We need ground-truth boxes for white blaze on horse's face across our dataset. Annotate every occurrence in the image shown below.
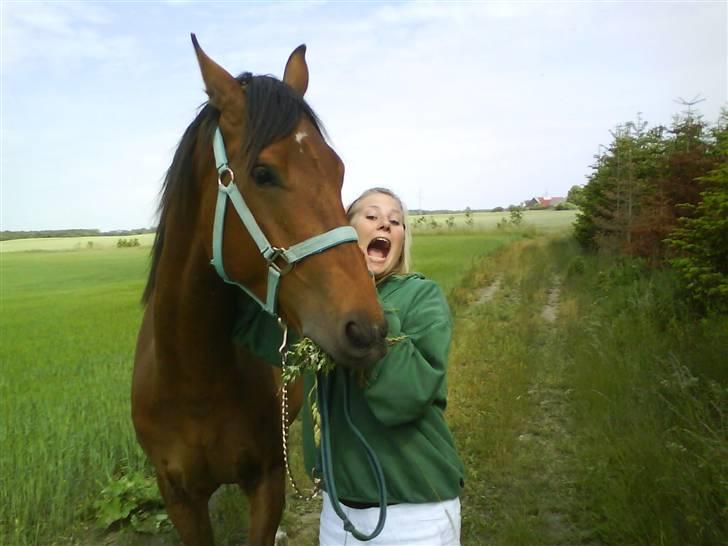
[349,193,405,279]
[295,130,308,153]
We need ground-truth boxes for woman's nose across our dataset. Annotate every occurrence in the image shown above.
[378,219,391,231]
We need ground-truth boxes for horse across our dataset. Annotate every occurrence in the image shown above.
[132,35,388,546]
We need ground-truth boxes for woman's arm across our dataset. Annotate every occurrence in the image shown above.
[363,279,452,426]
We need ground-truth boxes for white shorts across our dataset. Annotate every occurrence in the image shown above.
[319,492,461,546]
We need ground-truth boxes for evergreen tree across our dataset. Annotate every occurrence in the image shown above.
[666,110,728,312]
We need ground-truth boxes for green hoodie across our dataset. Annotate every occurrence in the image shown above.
[232,273,464,504]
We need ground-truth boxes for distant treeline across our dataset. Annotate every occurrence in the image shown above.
[410,208,492,215]
[575,107,727,312]
[0,228,156,242]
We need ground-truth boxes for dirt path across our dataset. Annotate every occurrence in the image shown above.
[448,239,597,545]
[541,275,561,323]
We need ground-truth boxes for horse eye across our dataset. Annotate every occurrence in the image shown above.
[251,165,278,187]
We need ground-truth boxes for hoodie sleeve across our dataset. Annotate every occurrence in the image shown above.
[363,278,452,426]
[231,292,288,366]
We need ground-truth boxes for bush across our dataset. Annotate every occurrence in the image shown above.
[117,238,140,248]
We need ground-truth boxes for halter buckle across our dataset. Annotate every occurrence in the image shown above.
[267,247,294,275]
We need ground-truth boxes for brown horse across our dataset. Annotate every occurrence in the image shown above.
[132,36,387,546]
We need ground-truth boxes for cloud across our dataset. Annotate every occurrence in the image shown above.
[1,2,138,73]
[1,1,725,229]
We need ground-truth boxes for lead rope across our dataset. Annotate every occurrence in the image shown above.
[317,370,387,541]
[279,320,321,501]
[278,320,388,540]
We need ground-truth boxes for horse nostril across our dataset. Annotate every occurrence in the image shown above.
[345,320,372,350]
[343,316,388,353]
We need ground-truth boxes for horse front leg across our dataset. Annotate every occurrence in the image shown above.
[157,468,216,546]
[243,462,286,546]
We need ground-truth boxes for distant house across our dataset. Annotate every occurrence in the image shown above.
[531,196,566,208]
[519,196,567,209]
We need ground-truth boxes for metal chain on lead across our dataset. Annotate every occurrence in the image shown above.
[278,319,321,501]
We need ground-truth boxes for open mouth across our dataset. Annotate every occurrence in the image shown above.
[367,237,391,262]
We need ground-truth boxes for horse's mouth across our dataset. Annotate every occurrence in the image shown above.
[367,237,391,262]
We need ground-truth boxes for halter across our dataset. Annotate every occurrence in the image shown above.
[209,126,358,315]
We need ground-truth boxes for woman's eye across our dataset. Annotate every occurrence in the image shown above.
[390,219,400,226]
[251,165,278,187]
[366,215,376,220]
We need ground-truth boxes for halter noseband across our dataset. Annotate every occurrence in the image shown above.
[209,126,358,315]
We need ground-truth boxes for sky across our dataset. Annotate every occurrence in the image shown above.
[1,1,726,231]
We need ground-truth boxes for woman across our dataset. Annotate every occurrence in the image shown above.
[235,188,464,545]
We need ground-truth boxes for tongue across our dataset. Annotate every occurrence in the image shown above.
[368,247,386,259]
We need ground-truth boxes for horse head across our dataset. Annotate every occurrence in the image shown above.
[191,36,387,369]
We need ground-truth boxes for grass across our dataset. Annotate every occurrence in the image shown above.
[411,231,521,294]
[0,227,523,545]
[0,247,150,545]
[445,237,727,545]
[560,253,727,545]
[3,218,725,545]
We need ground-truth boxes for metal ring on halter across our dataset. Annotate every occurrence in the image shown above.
[217,166,235,189]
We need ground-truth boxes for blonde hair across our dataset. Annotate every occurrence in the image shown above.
[346,187,412,277]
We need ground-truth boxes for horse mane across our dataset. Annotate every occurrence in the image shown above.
[142,72,324,304]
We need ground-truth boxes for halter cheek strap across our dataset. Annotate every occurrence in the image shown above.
[210,126,358,315]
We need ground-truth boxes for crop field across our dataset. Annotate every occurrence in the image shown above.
[0,210,577,254]
[0,218,559,544]
[0,233,157,253]
[411,209,578,232]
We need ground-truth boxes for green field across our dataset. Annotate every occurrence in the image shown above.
[0,233,157,253]
[411,209,578,232]
[2,209,725,546]
[0,221,545,544]
[0,210,576,253]
[0,247,150,545]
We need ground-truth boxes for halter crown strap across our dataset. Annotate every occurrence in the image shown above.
[210,126,358,315]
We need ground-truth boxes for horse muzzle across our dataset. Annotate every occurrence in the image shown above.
[307,312,388,370]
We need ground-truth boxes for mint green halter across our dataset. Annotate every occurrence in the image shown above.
[210,126,359,315]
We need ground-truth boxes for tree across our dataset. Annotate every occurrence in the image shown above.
[566,185,585,207]
[628,112,714,259]
[666,110,728,312]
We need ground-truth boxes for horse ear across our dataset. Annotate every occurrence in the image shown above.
[283,44,309,96]
[191,34,245,126]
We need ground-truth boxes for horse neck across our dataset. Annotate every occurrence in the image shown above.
[152,203,238,384]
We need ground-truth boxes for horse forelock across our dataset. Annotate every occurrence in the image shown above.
[141,73,325,304]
